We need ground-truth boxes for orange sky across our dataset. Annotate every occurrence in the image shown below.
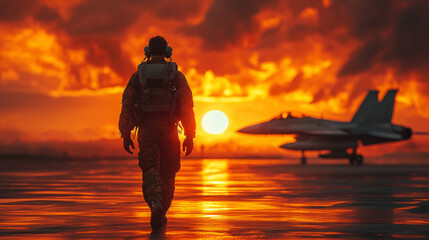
[0,0,428,158]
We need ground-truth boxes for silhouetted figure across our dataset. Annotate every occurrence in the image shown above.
[119,36,196,231]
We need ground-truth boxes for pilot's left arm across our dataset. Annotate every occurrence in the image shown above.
[119,71,139,139]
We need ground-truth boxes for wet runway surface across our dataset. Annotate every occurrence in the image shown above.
[1,158,429,239]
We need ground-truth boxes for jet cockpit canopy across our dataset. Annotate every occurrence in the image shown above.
[271,112,309,120]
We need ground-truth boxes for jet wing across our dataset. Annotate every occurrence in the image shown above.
[299,129,349,136]
[280,137,358,151]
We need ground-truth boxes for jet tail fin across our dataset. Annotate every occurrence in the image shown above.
[378,89,397,123]
[351,89,398,125]
[351,90,379,124]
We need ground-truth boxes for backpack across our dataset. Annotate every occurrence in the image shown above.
[136,61,178,114]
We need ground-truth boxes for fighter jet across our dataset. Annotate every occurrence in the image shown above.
[238,89,428,165]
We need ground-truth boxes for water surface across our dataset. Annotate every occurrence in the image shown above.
[1,158,428,239]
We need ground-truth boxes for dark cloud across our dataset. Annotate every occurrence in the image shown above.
[295,0,393,38]
[70,36,134,83]
[338,37,382,76]
[382,1,429,72]
[338,0,429,79]
[0,0,39,22]
[185,0,276,49]
[335,0,393,38]
[55,0,206,36]
[34,5,62,23]
[148,0,207,21]
[61,0,139,36]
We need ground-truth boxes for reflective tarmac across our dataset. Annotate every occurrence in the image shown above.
[1,158,428,239]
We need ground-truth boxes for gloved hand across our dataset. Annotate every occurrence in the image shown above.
[182,136,193,157]
[123,137,135,154]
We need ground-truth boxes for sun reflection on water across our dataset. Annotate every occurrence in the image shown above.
[202,159,229,195]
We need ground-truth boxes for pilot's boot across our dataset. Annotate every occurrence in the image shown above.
[150,201,165,230]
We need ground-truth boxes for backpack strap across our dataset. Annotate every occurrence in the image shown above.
[166,62,179,121]
[137,61,148,91]
[165,62,177,87]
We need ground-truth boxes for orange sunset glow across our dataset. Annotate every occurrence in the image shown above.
[2,1,429,239]
[0,0,428,159]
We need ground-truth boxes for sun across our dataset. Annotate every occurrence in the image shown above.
[202,110,229,135]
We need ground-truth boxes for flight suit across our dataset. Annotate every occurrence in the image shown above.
[119,57,196,212]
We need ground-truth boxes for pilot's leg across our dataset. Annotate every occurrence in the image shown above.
[160,172,176,212]
[138,128,162,206]
[159,127,181,212]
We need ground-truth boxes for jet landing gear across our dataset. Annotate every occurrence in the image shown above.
[300,150,307,166]
[348,148,364,165]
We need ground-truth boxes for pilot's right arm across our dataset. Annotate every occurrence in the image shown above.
[176,71,196,139]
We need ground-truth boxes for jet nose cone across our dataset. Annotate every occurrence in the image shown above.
[237,126,252,134]
[237,124,264,134]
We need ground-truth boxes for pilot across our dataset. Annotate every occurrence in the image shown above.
[118,36,196,230]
